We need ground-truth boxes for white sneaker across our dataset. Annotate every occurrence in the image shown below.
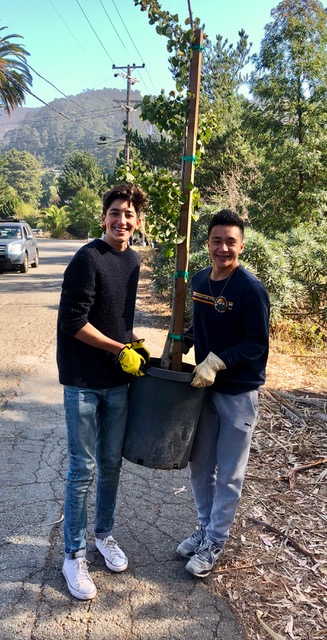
[95,535,128,572]
[62,557,97,600]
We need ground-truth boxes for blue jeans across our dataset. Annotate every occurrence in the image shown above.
[63,385,128,558]
[189,389,258,546]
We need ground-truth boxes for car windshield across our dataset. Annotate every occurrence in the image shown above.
[0,226,22,239]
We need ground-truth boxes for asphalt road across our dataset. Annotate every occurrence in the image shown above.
[0,239,246,640]
[0,239,85,407]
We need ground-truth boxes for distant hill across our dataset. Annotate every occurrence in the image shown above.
[0,107,39,140]
[0,87,152,172]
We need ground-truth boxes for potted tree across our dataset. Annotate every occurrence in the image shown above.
[123,5,213,469]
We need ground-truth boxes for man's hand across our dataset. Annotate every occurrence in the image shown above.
[118,346,147,376]
[191,352,226,387]
[126,339,150,363]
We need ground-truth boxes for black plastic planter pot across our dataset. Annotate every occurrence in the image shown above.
[123,358,206,470]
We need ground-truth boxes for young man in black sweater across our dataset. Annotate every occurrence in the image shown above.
[177,210,270,577]
[57,184,150,599]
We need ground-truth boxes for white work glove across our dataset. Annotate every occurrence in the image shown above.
[191,352,226,388]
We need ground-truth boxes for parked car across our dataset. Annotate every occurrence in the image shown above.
[0,218,39,273]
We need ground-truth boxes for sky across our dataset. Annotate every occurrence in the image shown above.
[1,0,278,109]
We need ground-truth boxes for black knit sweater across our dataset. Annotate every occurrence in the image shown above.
[57,239,140,388]
[187,265,270,395]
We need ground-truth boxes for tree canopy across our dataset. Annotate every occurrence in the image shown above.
[2,148,42,208]
[247,0,327,231]
[57,151,107,205]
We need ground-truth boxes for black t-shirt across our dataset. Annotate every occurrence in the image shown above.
[189,265,270,394]
[57,239,140,388]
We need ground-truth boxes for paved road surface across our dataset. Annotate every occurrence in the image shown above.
[0,240,246,640]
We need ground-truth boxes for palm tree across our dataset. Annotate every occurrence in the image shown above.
[40,205,71,238]
[0,25,32,114]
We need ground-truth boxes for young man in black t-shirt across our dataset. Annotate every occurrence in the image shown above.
[57,184,150,599]
[177,210,270,577]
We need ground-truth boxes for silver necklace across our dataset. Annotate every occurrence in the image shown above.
[207,267,237,313]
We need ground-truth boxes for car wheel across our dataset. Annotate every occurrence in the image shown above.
[20,253,29,273]
[32,250,39,268]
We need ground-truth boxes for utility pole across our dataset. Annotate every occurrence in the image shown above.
[113,63,145,163]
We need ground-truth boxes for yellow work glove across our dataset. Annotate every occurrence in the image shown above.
[126,339,150,363]
[117,345,146,376]
[191,352,226,388]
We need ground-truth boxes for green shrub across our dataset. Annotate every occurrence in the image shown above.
[284,221,327,322]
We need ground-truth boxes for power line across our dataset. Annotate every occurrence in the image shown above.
[48,0,119,96]
[98,0,127,52]
[2,71,112,140]
[110,0,158,95]
[0,103,140,130]
[96,0,152,96]
[25,63,113,133]
[48,0,149,102]
[74,0,116,65]
[0,114,115,131]
[32,0,156,131]
[47,0,92,61]
[25,93,109,137]
[2,139,124,153]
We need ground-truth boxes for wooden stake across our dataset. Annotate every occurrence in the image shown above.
[162,29,203,371]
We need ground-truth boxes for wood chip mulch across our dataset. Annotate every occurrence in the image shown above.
[213,388,327,640]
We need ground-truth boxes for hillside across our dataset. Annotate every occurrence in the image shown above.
[0,107,38,141]
[0,87,152,171]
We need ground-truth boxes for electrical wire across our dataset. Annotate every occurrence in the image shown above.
[98,0,127,52]
[1,71,113,139]
[98,3,146,96]
[0,104,136,130]
[2,139,124,153]
[47,0,92,61]
[25,63,114,133]
[36,0,157,125]
[1,0,162,148]
[24,93,109,136]
[74,0,116,65]
[110,0,158,95]
[48,0,121,97]
[48,0,149,104]
[97,0,152,95]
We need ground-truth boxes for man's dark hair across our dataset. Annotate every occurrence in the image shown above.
[102,184,148,216]
[208,209,245,239]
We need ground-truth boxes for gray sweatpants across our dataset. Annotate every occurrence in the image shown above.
[189,389,259,545]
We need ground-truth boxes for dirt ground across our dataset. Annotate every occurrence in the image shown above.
[135,248,327,640]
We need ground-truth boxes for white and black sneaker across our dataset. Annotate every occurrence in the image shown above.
[185,539,223,577]
[62,557,97,600]
[176,526,206,558]
[95,536,128,572]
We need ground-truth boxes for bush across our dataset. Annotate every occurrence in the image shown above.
[284,221,327,323]
[240,229,303,320]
